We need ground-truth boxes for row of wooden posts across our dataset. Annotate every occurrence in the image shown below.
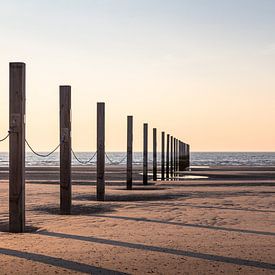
[7,62,190,233]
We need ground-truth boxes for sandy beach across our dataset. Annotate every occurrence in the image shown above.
[0,165,274,274]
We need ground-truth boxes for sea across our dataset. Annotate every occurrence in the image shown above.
[0,152,275,167]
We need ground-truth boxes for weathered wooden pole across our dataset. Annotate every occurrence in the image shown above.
[170,136,173,177]
[9,62,26,233]
[166,134,170,179]
[126,116,133,190]
[143,123,148,185]
[161,131,165,180]
[178,141,181,171]
[173,138,177,172]
[184,143,188,169]
[187,143,190,168]
[179,141,184,171]
[178,140,180,170]
[177,140,180,171]
[97,102,105,201]
[60,86,72,214]
[153,128,157,181]
[182,142,186,170]
[175,139,177,172]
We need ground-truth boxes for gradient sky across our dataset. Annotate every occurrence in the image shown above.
[1,0,275,152]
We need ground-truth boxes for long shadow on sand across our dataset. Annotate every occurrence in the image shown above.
[0,220,39,233]
[74,193,178,202]
[37,231,275,271]
[92,215,275,237]
[0,247,127,274]
[32,203,119,216]
[137,201,275,213]
[74,190,274,202]
[161,182,275,187]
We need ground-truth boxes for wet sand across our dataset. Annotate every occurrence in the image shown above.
[0,166,275,274]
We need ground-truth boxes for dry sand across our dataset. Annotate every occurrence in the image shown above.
[0,166,275,274]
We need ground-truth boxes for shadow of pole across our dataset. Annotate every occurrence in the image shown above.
[140,201,275,214]
[0,247,128,274]
[92,214,275,237]
[37,231,275,271]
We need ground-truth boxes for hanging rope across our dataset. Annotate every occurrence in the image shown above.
[71,149,97,165]
[25,139,60,158]
[105,153,127,165]
[0,132,10,142]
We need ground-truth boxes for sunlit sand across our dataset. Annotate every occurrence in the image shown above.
[0,166,274,274]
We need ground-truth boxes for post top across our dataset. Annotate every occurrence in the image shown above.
[60,85,71,88]
[10,62,26,67]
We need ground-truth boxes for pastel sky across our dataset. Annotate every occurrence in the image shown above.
[0,0,275,152]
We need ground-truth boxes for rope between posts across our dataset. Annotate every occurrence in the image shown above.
[0,132,10,142]
[71,149,97,165]
[25,139,61,158]
[105,153,127,165]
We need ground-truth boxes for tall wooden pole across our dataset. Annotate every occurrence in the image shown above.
[161,131,165,180]
[176,141,177,174]
[153,128,157,181]
[179,141,184,171]
[174,139,177,172]
[126,116,133,190]
[143,123,148,185]
[170,136,173,178]
[9,62,26,233]
[178,141,181,171]
[177,140,180,171]
[166,134,170,179]
[187,144,190,168]
[97,102,105,201]
[183,143,187,169]
[60,86,72,214]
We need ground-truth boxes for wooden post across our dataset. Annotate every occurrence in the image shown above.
[143,123,148,185]
[187,144,190,168]
[60,86,71,215]
[183,143,187,169]
[170,136,173,177]
[177,140,180,171]
[174,139,177,172]
[173,138,177,172]
[97,102,105,201]
[9,62,26,233]
[153,128,157,181]
[126,116,133,190]
[179,141,184,171]
[166,134,170,179]
[178,140,181,171]
[161,131,165,180]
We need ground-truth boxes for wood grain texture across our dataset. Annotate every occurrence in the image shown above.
[97,103,105,200]
[60,86,71,214]
[126,116,133,189]
[153,128,157,181]
[170,136,173,177]
[143,123,148,185]
[161,131,165,180]
[166,134,170,179]
[9,62,26,233]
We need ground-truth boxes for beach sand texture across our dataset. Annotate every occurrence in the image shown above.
[0,166,274,274]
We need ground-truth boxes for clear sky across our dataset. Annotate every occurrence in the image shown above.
[0,0,275,152]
